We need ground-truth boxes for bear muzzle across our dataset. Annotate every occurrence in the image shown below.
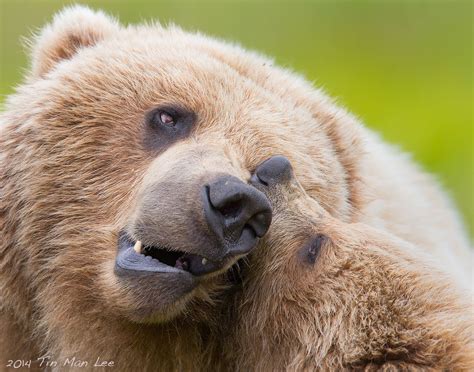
[114,174,272,280]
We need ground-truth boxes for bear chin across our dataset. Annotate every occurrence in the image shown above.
[111,230,244,323]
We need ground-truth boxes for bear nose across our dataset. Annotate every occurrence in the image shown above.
[203,175,272,255]
[251,155,293,187]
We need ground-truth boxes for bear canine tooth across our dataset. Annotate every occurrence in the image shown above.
[133,240,142,254]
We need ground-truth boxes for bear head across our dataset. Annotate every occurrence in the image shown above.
[232,155,474,370]
[0,5,360,327]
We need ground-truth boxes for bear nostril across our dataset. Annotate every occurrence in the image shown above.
[249,172,268,187]
[253,155,293,187]
[247,211,272,237]
[218,200,242,220]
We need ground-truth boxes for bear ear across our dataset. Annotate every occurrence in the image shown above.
[29,5,120,78]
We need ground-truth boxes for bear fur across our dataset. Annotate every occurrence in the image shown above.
[223,157,473,370]
[0,6,471,371]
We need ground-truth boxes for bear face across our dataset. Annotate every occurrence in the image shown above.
[229,156,474,370]
[0,7,339,325]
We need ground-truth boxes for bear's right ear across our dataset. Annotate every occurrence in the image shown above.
[29,5,120,78]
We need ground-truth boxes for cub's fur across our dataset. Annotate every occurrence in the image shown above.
[224,158,473,370]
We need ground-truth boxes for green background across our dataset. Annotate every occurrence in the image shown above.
[1,0,472,236]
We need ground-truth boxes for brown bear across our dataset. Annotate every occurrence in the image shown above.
[0,5,471,371]
[223,156,473,370]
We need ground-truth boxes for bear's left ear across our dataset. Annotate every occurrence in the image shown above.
[29,5,120,78]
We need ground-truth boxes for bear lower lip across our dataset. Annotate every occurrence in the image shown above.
[115,232,219,276]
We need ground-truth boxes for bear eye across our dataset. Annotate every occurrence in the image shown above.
[143,106,196,152]
[146,107,182,130]
[300,234,328,265]
[158,110,175,126]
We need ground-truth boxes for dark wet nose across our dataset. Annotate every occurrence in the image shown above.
[251,155,293,187]
[203,175,272,255]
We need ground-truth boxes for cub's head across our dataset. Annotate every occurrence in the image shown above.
[241,156,473,370]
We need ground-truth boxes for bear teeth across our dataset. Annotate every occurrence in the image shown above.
[133,240,142,254]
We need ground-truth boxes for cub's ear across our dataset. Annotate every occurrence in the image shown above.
[29,5,120,78]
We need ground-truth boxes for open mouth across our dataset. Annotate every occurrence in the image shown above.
[115,231,221,276]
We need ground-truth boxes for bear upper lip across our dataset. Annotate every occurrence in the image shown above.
[114,231,221,276]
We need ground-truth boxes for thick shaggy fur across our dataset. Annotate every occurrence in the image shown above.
[0,6,471,371]
[224,165,473,370]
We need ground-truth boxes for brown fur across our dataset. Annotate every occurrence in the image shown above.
[224,165,474,370]
[0,6,471,371]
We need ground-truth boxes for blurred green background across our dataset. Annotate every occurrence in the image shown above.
[1,1,472,236]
